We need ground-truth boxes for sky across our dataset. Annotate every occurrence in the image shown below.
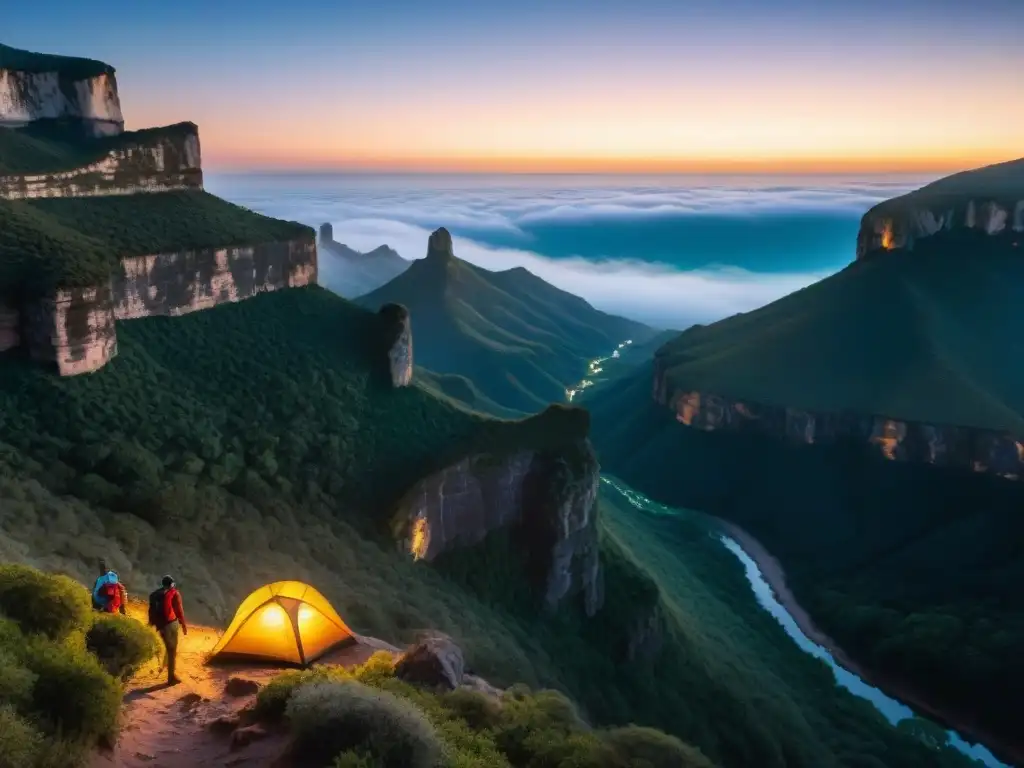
[6,0,1023,172]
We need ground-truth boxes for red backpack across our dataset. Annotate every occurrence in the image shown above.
[99,583,121,613]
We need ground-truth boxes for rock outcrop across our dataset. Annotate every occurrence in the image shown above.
[856,158,1024,259]
[23,285,118,376]
[0,123,203,199]
[0,45,123,136]
[113,239,317,320]
[394,632,466,690]
[394,437,603,615]
[379,303,413,387]
[0,45,320,377]
[652,358,1024,481]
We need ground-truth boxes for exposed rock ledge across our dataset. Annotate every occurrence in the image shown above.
[654,362,1024,480]
[6,237,317,376]
[392,438,603,616]
[0,123,203,199]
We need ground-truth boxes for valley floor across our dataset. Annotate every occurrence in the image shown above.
[91,603,399,768]
[718,520,1021,768]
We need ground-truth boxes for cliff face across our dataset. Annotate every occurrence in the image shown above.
[394,440,603,616]
[0,69,123,136]
[379,303,413,387]
[24,285,117,375]
[856,159,1024,259]
[113,238,317,319]
[0,124,202,199]
[652,358,1024,480]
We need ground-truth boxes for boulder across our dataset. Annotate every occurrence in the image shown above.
[394,632,465,690]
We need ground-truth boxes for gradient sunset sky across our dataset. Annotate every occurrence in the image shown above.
[7,0,1022,172]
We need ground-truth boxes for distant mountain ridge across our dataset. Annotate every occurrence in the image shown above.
[587,157,1024,763]
[318,222,410,297]
[357,227,656,415]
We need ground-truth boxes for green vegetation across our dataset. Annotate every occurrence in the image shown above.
[589,329,1024,759]
[866,157,1024,221]
[0,564,158,766]
[0,122,197,175]
[357,243,654,414]
[0,190,312,298]
[27,190,312,257]
[0,286,971,766]
[653,229,1024,431]
[258,651,717,768]
[85,614,161,679]
[0,43,112,79]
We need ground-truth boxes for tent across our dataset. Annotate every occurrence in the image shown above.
[209,581,356,666]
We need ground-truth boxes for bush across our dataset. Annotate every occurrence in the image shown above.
[603,726,718,768]
[0,565,90,640]
[0,704,43,768]
[286,679,443,768]
[22,635,122,745]
[441,688,503,731]
[0,646,36,708]
[86,614,160,679]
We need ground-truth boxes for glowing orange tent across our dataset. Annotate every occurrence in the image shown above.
[209,581,355,666]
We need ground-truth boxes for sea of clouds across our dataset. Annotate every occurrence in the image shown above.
[207,173,932,329]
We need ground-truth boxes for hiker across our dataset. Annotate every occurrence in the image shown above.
[92,561,127,615]
[149,575,188,686]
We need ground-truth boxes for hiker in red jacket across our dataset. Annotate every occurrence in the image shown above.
[148,575,188,686]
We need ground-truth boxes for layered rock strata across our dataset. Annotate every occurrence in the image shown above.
[0,67,123,136]
[653,358,1024,480]
[23,285,117,376]
[394,441,603,616]
[0,124,203,199]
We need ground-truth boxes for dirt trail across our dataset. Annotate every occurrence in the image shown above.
[92,604,398,768]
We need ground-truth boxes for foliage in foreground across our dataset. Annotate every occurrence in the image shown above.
[0,564,159,767]
[259,651,718,768]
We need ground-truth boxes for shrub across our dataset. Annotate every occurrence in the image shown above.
[0,646,36,708]
[86,614,160,679]
[22,635,122,745]
[603,726,719,768]
[253,666,352,721]
[0,565,90,640]
[334,751,378,768]
[286,679,443,768]
[0,703,43,768]
[350,650,396,687]
[441,687,503,731]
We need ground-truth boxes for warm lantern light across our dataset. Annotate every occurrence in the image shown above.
[298,605,315,625]
[260,604,287,628]
[880,222,895,250]
[411,517,430,561]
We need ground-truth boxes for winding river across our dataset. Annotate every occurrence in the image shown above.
[569,342,1006,767]
[600,475,1006,768]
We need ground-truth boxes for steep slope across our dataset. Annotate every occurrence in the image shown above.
[0,287,952,768]
[358,227,655,414]
[318,222,410,297]
[588,159,1024,762]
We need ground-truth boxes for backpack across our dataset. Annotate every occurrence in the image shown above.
[99,583,120,613]
[148,588,167,628]
[93,572,115,610]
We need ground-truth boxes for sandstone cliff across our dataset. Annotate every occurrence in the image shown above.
[0,44,123,137]
[378,303,413,387]
[856,158,1024,259]
[0,123,203,199]
[392,430,603,616]
[652,355,1024,481]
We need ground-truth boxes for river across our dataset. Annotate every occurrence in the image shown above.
[599,475,1007,768]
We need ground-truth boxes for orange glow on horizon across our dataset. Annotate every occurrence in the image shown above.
[203,149,1017,176]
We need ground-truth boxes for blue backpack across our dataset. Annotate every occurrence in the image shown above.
[92,571,117,610]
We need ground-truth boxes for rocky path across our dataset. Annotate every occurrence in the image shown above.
[91,605,397,768]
